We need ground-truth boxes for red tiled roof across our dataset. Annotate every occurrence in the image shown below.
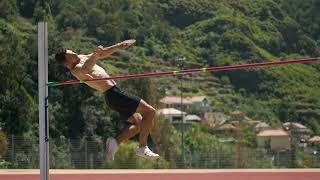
[308,136,320,143]
[188,96,206,102]
[160,96,206,105]
[257,129,289,137]
[160,96,192,104]
[231,110,243,115]
[283,122,307,129]
[218,123,236,130]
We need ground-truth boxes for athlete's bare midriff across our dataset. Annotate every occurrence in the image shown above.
[70,55,116,92]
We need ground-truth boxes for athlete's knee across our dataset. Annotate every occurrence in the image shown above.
[129,113,142,126]
[139,101,155,113]
[148,106,156,116]
[134,114,142,132]
[133,113,143,123]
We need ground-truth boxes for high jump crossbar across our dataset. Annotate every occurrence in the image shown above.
[47,57,318,86]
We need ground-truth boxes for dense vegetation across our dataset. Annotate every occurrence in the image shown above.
[0,0,319,168]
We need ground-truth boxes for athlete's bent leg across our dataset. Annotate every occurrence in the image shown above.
[106,113,142,161]
[135,100,159,159]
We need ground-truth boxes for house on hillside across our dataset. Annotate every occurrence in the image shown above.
[157,108,202,123]
[159,96,192,109]
[184,114,202,122]
[230,110,245,121]
[159,96,210,114]
[283,122,310,131]
[255,122,270,132]
[217,123,237,136]
[186,96,210,112]
[257,129,290,151]
[157,108,186,123]
[308,136,320,146]
[283,122,311,136]
[203,112,227,127]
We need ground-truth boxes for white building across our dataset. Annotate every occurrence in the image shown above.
[157,108,186,122]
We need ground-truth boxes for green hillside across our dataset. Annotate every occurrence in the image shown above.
[0,0,320,168]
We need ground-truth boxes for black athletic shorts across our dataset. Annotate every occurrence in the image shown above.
[104,86,141,119]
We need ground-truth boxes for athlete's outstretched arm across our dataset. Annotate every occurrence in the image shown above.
[81,52,99,73]
[81,39,135,72]
[95,39,136,59]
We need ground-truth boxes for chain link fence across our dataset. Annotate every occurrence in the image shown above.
[1,135,320,169]
[2,135,104,169]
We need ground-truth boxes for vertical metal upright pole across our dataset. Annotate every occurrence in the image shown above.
[180,76,184,167]
[85,141,88,169]
[11,135,14,164]
[38,22,49,180]
[177,57,185,167]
